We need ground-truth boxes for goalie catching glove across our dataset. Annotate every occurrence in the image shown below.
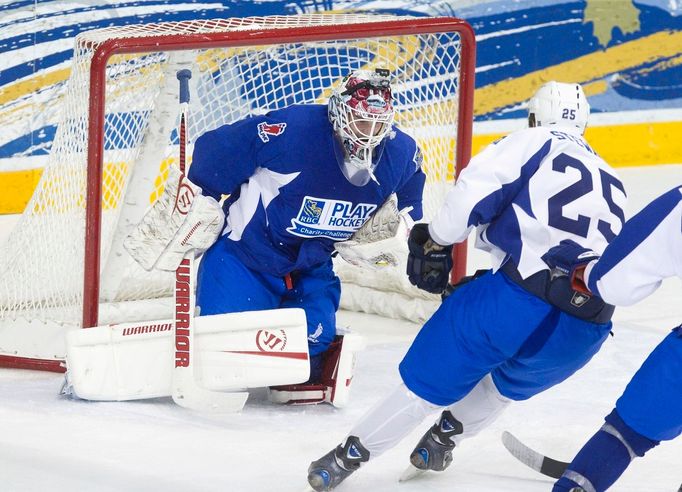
[124,165,225,271]
[334,194,414,270]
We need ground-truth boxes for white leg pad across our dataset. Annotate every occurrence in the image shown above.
[65,308,310,401]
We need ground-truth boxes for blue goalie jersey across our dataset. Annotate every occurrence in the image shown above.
[188,104,425,277]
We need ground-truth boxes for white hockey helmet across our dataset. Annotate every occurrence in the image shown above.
[528,81,590,134]
[328,68,394,181]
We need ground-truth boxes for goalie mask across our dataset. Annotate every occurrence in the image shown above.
[528,81,590,134]
[329,68,395,186]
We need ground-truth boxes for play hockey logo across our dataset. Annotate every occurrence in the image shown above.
[257,122,286,143]
[287,196,377,240]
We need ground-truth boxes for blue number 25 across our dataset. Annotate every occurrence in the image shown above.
[548,153,624,240]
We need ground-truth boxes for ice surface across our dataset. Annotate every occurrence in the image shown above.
[0,165,680,492]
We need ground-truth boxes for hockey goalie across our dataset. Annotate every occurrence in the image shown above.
[65,68,425,411]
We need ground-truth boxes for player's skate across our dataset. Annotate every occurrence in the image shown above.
[400,410,463,482]
[307,436,369,491]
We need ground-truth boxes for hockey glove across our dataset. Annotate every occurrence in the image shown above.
[406,223,453,294]
[542,239,600,293]
[334,194,414,270]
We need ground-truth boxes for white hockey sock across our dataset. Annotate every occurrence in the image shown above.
[447,374,511,446]
[348,383,441,458]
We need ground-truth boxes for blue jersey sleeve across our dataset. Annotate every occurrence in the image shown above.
[189,115,284,200]
[396,170,426,221]
[396,146,426,221]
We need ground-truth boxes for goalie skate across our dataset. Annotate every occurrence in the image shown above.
[268,333,364,408]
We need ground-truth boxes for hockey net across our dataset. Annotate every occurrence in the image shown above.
[0,14,475,371]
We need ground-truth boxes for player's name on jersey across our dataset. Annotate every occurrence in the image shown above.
[550,130,597,155]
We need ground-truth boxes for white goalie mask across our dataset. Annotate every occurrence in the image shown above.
[328,68,395,186]
[528,81,590,134]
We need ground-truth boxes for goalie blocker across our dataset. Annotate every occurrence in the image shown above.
[124,164,225,272]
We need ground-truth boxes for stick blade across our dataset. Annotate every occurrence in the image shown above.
[171,366,249,413]
[501,431,568,479]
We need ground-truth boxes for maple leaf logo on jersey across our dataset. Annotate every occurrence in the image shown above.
[257,122,287,143]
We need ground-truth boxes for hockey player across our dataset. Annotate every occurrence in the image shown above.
[543,186,682,492]
[185,68,426,404]
[307,81,628,491]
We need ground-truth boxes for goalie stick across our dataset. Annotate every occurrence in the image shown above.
[501,431,569,479]
[172,69,247,412]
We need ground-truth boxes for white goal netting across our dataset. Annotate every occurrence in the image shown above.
[0,13,473,368]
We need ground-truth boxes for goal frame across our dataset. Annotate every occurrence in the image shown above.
[83,17,475,329]
[0,16,475,372]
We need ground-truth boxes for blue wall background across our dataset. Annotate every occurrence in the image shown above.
[0,0,680,161]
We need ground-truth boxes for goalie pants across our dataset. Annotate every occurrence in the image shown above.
[399,269,613,406]
[196,247,340,357]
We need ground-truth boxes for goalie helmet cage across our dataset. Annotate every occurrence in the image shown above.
[0,13,475,372]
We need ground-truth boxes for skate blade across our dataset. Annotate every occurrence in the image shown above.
[399,464,426,482]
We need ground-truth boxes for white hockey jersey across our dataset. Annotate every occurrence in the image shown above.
[585,186,682,306]
[429,126,627,279]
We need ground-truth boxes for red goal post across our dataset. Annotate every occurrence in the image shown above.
[0,14,475,371]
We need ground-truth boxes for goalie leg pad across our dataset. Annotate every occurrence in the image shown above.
[268,333,365,408]
[65,308,310,401]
